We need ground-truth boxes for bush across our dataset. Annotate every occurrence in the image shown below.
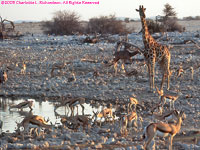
[42,10,82,35]
[146,20,165,34]
[146,18,184,33]
[183,16,200,20]
[87,15,130,35]
[164,18,185,32]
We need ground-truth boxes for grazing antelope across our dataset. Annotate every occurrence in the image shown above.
[113,41,140,75]
[120,111,138,136]
[61,115,91,131]
[9,100,34,111]
[16,115,53,140]
[143,110,184,150]
[156,87,179,110]
[54,96,71,111]
[55,97,85,116]
[68,98,85,116]
[94,107,114,126]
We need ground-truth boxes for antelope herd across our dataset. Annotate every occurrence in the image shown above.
[4,87,185,150]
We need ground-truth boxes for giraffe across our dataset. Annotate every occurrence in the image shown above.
[136,5,171,92]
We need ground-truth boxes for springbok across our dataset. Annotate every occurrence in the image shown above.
[0,69,7,84]
[21,62,26,74]
[61,115,91,131]
[113,41,140,75]
[16,115,53,140]
[54,97,85,116]
[93,107,114,126]
[9,100,34,111]
[143,110,184,150]
[128,97,139,112]
[156,87,179,110]
[120,111,138,136]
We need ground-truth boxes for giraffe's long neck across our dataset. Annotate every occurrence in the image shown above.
[140,17,155,49]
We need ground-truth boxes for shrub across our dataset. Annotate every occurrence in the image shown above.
[164,18,185,32]
[87,15,130,35]
[162,3,184,32]
[146,19,165,34]
[146,18,184,33]
[124,18,130,23]
[42,10,82,35]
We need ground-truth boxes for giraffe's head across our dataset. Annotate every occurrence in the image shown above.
[136,5,146,18]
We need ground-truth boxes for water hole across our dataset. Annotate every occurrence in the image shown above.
[0,98,110,133]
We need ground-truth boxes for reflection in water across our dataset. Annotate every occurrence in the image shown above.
[0,98,100,133]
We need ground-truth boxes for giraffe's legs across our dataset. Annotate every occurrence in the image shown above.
[160,73,166,91]
[167,53,171,90]
[147,63,152,91]
[150,60,155,92]
[151,63,155,91]
[160,55,171,91]
[167,72,170,90]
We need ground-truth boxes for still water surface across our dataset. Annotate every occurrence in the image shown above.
[0,98,101,133]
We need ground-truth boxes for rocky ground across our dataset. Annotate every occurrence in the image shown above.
[0,23,200,149]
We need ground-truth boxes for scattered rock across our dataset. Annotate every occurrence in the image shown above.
[126,146,137,150]
[136,145,144,150]
[114,147,126,150]
[39,141,49,148]
[94,143,103,149]
[71,132,88,140]
[105,137,116,144]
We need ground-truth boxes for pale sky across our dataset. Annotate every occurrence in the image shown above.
[0,0,200,21]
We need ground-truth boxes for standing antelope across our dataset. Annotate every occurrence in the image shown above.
[128,97,139,112]
[143,110,184,150]
[113,41,140,75]
[120,111,138,136]
[16,115,53,140]
[156,87,179,110]
[54,97,85,116]
[9,100,34,111]
[21,62,26,74]
[68,98,85,116]
[94,107,114,126]
[176,65,184,78]
[0,69,7,84]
